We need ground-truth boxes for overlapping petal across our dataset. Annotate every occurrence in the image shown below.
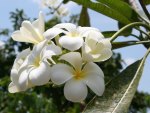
[51,64,74,85]
[64,79,88,102]
[59,52,82,71]
[29,62,51,85]
[59,36,83,51]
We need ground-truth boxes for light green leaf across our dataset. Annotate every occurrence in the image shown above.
[83,48,150,113]
[72,0,139,24]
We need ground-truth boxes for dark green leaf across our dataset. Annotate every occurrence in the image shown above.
[78,7,90,26]
[72,0,139,24]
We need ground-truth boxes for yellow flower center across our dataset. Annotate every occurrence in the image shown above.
[74,71,85,80]
[33,57,40,67]
[67,32,79,37]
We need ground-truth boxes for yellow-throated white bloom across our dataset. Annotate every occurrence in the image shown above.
[8,40,62,93]
[52,23,99,51]
[82,30,112,62]
[0,40,5,50]
[8,48,31,93]
[12,12,45,44]
[11,12,62,44]
[50,52,105,102]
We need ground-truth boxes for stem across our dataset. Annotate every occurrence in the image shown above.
[139,0,150,21]
[135,27,150,38]
[110,22,150,42]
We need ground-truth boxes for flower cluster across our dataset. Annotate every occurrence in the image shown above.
[9,12,112,102]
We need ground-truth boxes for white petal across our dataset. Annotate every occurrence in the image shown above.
[16,48,31,61]
[29,62,51,85]
[32,11,45,34]
[78,26,99,36]
[10,68,19,84]
[99,38,112,49]
[83,74,105,96]
[42,44,62,60]
[96,48,112,62]
[32,40,47,58]
[50,64,74,85]
[59,36,83,51]
[84,30,104,41]
[22,21,43,42]
[43,28,67,40]
[53,23,76,32]
[59,52,82,71]
[83,62,104,78]
[85,37,97,50]
[18,70,30,91]
[8,82,20,93]
[64,79,88,102]
[11,31,39,44]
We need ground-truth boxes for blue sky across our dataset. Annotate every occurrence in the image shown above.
[0,0,150,94]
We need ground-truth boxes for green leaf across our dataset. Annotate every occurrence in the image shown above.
[143,0,150,5]
[83,49,150,113]
[112,40,150,49]
[78,7,90,26]
[72,0,139,24]
[97,0,139,22]
[118,22,132,37]
[102,31,116,38]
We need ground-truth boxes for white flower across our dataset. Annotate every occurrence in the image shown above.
[11,12,45,44]
[41,0,60,8]
[50,52,105,102]
[8,48,31,93]
[82,30,112,62]
[52,23,99,51]
[0,40,5,50]
[57,5,69,17]
[8,40,62,93]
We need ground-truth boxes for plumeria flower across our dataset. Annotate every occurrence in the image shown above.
[12,12,45,44]
[56,5,69,17]
[8,48,31,93]
[8,40,62,93]
[0,40,5,50]
[41,0,61,8]
[11,11,63,45]
[50,52,105,102]
[82,30,112,62]
[52,23,99,51]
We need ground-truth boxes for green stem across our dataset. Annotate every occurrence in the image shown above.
[110,22,150,42]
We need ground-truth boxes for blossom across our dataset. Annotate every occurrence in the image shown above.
[41,0,60,8]
[50,52,105,102]
[82,30,112,62]
[8,40,62,93]
[56,5,69,17]
[0,40,5,50]
[8,48,31,93]
[52,23,99,51]
[11,12,45,44]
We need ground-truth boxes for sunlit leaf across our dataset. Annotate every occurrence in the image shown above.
[83,49,150,113]
[72,0,139,24]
